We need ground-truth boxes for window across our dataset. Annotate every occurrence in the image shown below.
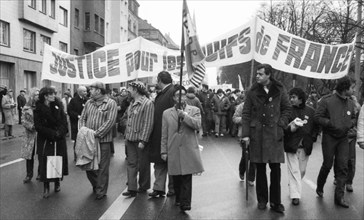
[24,71,37,89]
[94,14,99,32]
[0,62,11,87]
[74,8,79,27]
[50,0,55,18]
[85,12,90,30]
[29,0,36,9]
[59,41,67,52]
[23,29,35,53]
[40,0,46,14]
[74,49,79,55]
[100,18,104,35]
[40,35,51,55]
[59,7,68,27]
[0,20,10,47]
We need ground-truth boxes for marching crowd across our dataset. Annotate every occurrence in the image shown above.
[1,63,363,214]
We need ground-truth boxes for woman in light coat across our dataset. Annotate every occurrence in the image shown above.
[161,85,204,212]
[1,89,16,137]
[21,88,40,183]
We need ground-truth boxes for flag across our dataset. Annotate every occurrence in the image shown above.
[238,74,244,91]
[182,0,206,88]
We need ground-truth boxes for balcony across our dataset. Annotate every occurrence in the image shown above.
[18,1,58,32]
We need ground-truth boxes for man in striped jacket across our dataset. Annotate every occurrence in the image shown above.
[79,82,118,200]
[122,81,154,197]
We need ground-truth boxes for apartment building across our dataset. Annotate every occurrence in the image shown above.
[128,0,139,40]
[105,0,128,45]
[0,0,71,97]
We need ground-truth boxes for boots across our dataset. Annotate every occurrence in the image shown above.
[24,160,33,183]
[55,181,61,192]
[23,176,31,183]
[43,182,50,198]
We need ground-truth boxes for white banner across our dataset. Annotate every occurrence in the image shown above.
[202,17,355,79]
[42,37,192,86]
[41,17,355,84]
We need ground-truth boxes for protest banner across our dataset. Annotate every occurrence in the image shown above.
[41,17,355,84]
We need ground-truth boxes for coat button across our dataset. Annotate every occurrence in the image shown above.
[263,124,265,127]
[262,114,265,116]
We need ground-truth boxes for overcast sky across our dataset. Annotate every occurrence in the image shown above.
[138,0,269,45]
[138,0,270,86]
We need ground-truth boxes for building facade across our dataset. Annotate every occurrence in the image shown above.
[128,0,139,41]
[0,0,71,97]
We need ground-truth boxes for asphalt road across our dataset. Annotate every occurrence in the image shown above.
[0,124,363,219]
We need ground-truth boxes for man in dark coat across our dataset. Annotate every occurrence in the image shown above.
[241,64,291,213]
[197,84,213,136]
[17,90,26,124]
[67,86,87,161]
[148,71,175,197]
[314,76,357,208]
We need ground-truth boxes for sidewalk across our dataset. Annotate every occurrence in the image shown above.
[0,123,25,141]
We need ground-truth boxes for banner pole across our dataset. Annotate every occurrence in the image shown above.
[249,59,254,88]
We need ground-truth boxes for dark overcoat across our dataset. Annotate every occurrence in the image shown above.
[149,84,175,163]
[67,95,87,140]
[34,100,69,182]
[241,80,291,163]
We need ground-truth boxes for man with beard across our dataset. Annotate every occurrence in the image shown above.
[315,76,357,208]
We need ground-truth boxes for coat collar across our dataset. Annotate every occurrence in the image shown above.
[250,80,283,102]
[157,84,173,97]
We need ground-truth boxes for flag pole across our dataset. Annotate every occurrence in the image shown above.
[178,1,186,131]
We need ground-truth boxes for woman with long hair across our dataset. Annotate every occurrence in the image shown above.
[21,88,40,183]
[34,86,69,198]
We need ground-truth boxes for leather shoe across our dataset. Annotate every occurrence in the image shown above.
[335,198,349,208]
[55,181,61,192]
[257,202,267,210]
[23,176,31,184]
[180,205,191,211]
[292,198,299,206]
[316,188,323,197]
[239,174,244,181]
[270,203,285,213]
[148,190,165,197]
[122,190,137,197]
[167,191,175,197]
[95,194,106,200]
[43,183,50,199]
[346,184,353,192]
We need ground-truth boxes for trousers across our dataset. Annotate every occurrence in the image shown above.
[255,163,281,205]
[86,142,111,196]
[317,134,348,201]
[173,174,192,207]
[286,148,309,199]
[125,140,150,191]
[152,162,174,193]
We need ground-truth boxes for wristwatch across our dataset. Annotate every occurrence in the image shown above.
[140,140,148,145]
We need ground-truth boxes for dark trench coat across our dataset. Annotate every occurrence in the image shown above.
[241,80,291,163]
[34,100,69,182]
[149,84,175,163]
[67,95,87,140]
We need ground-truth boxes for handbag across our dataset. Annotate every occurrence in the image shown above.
[46,141,63,179]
